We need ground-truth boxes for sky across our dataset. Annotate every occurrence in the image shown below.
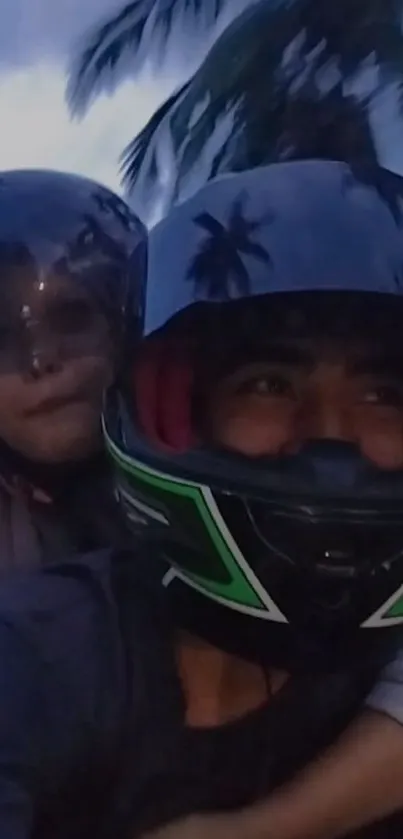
[0,0,175,195]
[0,0,251,209]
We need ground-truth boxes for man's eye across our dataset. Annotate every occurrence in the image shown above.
[241,374,293,397]
[363,384,403,407]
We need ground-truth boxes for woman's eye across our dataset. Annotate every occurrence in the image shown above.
[0,325,13,351]
[46,300,95,334]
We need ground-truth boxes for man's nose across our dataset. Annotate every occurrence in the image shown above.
[299,395,353,442]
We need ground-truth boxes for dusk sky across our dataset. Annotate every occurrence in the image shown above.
[0,0,176,194]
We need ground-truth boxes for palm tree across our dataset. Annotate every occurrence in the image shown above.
[67,0,246,116]
[68,0,403,224]
[118,0,403,221]
[187,193,271,299]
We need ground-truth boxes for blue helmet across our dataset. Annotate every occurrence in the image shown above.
[105,158,403,671]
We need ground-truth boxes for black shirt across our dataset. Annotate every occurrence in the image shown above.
[0,549,399,839]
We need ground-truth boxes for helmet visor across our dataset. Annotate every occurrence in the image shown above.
[0,245,113,374]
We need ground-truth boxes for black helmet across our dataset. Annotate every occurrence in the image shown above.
[105,158,403,671]
[0,169,146,377]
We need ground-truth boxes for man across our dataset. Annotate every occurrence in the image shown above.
[0,169,145,570]
[1,160,403,839]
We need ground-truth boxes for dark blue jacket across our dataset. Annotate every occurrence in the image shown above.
[0,552,130,838]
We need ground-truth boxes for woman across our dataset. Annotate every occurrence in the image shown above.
[0,168,146,570]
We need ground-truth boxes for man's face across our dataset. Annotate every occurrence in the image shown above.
[0,275,114,463]
[205,304,403,471]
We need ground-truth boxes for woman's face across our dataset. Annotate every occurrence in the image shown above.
[205,330,403,471]
[0,275,115,463]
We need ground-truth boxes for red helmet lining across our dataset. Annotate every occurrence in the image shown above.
[133,337,198,453]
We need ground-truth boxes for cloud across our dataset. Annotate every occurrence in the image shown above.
[1,0,247,71]
[0,63,170,194]
[0,0,247,214]
[0,0,127,69]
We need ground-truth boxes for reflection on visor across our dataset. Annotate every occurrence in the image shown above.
[145,160,403,336]
[0,278,110,375]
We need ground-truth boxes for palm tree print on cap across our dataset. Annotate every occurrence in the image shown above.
[187,192,272,299]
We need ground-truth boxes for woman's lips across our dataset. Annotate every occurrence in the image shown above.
[25,391,87,416]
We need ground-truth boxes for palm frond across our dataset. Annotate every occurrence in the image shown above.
[239,240,272,263]
[119,2,263,216]
[190,212,226,236]
[120,82,190,189]
[120,0,288,211]
[228,192,248,228]
[123,0,403,222]
[67,0,229,117]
